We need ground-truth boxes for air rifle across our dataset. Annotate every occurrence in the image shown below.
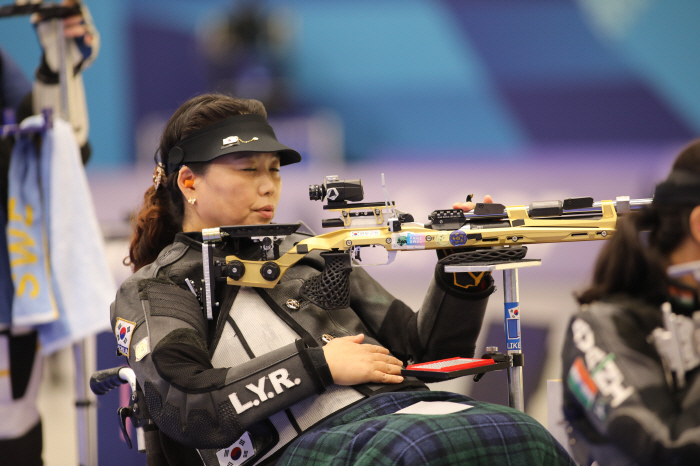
[199,174,652,315]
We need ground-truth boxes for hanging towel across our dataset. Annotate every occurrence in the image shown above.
[7,114,114,354]
[6,115,58,328]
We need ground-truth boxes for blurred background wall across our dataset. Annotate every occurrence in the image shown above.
[1,0,698,464]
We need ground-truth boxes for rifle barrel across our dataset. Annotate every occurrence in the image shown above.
[592,198,653,209]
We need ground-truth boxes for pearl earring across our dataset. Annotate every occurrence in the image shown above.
[187,198,196,205]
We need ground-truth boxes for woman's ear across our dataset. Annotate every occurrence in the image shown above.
[689,205,700,245]
[177,166,196,196]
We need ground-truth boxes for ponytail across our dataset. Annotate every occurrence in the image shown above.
[125,93,267,272]
[125,178,180,271]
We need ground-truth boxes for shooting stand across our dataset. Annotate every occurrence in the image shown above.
[445,258,541,412]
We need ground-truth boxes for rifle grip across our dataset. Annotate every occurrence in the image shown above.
[300,251,352,310]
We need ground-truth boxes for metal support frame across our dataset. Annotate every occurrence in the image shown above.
[444,258,541,412]
[74,336,98,466]
[56,17,97,466]
[1,3,93,464]
[55,18,71,121]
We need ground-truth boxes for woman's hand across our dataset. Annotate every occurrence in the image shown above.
[453,194,493,213]
[323,334,404,385]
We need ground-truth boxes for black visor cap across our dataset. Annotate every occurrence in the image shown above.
[166,114,302,175]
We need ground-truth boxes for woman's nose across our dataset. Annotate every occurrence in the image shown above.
[258,170,278,196]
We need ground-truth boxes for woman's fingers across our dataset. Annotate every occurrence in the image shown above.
[373,360,403,375]
[453,195,494,212]
[452,201,475,211]
[371,370,404,384]
[372,353,403,367]
[323,334,406,385]
[64,25,87,38]
[365,344,390,355]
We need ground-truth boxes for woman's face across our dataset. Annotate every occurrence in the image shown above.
[181,152,281,231]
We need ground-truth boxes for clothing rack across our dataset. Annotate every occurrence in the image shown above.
[1,5,97,465]
[1,104,98,466]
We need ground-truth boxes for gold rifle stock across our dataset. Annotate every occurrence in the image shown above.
[224,200,618,288]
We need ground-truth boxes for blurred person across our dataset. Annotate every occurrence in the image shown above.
[198,0,294,113]
[111,93,574,466]
[0,2,98,464]
[562,140,700,465]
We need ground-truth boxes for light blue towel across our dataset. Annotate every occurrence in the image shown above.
[7,115,114,354]
[6,115,58,328]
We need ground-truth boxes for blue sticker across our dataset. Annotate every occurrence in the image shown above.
[449,230,468,247]
[406,233,425,247]
[504,302,521,351]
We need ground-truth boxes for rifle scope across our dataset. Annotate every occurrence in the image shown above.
[309,175,364,203]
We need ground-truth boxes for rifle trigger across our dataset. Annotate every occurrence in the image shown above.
[466,194,473,203]
[352,246,361,262]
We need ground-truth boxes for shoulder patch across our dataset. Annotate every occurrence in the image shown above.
[115,317,136,357]
[134,336,151,361]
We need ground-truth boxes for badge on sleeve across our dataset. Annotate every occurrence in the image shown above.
[216,431,255,465]
[115,318,136,357]
[134,336,151,361]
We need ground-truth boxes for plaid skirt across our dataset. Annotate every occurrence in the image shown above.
[277,390,575,466]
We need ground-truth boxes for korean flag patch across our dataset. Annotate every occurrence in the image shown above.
[216,431,255,466]
[115,318,136,357]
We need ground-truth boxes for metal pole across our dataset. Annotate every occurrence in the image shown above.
[74,336,98,466]
[503,268,524,412]
[55,18,71,121]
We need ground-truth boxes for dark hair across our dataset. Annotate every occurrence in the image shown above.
[577,139,700,304]
[126,94,267,271]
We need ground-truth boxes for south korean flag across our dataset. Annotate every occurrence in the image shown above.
[115,318,135,357]
[216,432,255,466]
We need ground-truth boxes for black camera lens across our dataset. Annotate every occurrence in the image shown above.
[309,184,324,201]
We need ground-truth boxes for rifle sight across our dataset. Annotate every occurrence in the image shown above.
[309,175,364,204]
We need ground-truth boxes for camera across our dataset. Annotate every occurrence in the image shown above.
[309,175,364,204]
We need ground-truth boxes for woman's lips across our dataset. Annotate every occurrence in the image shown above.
[255,206,274,219]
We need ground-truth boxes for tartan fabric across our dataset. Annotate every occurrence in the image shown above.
[277,391,574,466]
